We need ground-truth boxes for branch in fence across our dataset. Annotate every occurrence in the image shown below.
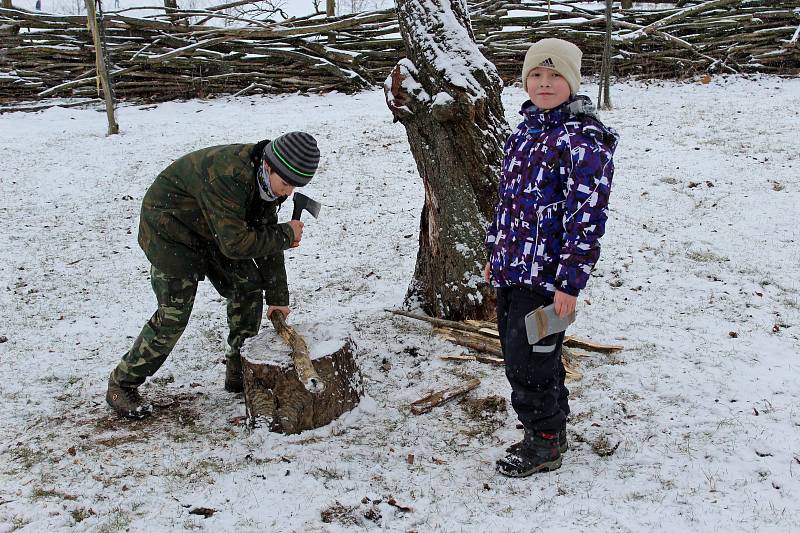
[144,36,233,63]
[3,0,799,101]
[618,0,742,40]
[613,18,739,73]
[37,66,139,97]
[232,82,274,96]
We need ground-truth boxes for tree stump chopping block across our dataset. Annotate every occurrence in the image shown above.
[240,322,363,434]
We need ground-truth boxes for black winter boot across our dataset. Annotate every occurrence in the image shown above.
[106,377,153,420]
[506,423,568,455]
[224,353,244,393]
[496,428,562,477]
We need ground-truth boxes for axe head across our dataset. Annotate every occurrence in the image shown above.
[291,192,322,220]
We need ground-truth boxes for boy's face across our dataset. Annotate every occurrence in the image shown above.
[267,166,296,197]
[526,67,571,110]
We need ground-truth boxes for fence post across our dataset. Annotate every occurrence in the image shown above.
[326,0,335,43]
[84,0,119,134]
[597,0,613,110]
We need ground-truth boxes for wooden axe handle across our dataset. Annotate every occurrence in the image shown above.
[269,312,325,394]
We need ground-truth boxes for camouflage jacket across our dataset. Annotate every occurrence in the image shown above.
[138,141,294,305]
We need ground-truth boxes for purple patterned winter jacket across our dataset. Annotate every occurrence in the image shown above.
[486,97,618,297]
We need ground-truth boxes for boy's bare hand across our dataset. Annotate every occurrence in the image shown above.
[554,290,576,318]
[267,305,290,319]
[484,262,491,284]
[287,220,304,244]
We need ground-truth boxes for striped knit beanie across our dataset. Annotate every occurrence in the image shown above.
[263,131,320,187]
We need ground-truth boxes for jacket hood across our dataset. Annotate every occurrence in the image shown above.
[521,95,619,149]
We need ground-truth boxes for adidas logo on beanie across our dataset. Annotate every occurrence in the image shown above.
[263,131,320,187]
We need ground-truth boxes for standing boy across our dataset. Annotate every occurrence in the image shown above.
[106,132,320,419]
[485,39,618,476]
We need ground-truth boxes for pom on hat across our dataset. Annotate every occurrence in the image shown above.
[522,38,583,95]
[263,131,320,187]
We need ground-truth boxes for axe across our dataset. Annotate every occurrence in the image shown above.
[290,192,321,248]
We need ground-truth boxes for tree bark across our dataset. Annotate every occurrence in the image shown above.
[2,0,13,10]
[242,339,362,434]
[386,0,509,321]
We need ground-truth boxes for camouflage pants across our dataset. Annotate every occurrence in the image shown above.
[111,264,263,388]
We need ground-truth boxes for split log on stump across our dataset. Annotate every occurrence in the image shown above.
[240,322,362,434]
[270,311,324,393]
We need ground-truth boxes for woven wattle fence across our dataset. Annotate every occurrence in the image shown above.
[1,0,798,101]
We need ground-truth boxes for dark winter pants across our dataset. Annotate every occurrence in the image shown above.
[110,261,263,388]
[496,286,569,432]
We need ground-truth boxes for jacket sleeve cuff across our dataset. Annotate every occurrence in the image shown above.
[278,223,295,249]
[265,290,289,307]
[554,278,581,297]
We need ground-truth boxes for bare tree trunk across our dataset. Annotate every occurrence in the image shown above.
[326,0,336,43]
[163,0,181,25]
[2,0,13,9]
[622,0,633,8]
[385,0,509,320]
[598,0,613,110]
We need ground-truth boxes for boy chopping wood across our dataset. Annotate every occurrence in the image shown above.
[106,132,320,419]
[484,39,619,476]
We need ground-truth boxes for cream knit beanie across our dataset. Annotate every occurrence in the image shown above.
[522,38,582,95]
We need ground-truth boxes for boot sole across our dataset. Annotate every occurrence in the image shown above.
[107,402,152,420]
[496,456,562,477]
[106,394,153,420]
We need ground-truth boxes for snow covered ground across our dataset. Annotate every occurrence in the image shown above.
[1,76,799,532]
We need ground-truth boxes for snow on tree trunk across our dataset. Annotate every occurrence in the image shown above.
[385,0,509,320]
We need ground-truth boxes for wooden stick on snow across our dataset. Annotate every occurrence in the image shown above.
[440,354,504,365]
[393,309,624,353]
[410,378,480,415]
[563,337,623,353]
